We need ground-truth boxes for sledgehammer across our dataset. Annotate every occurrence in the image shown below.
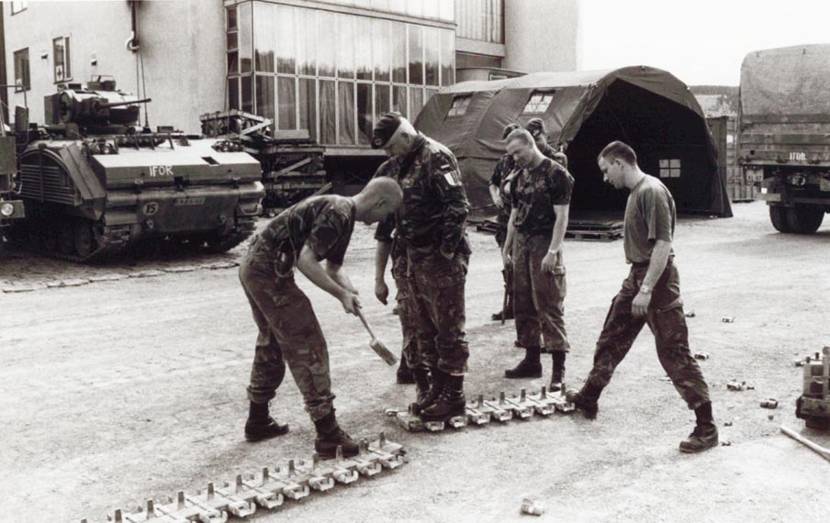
[356,307,398,366]
[780,425,830,463]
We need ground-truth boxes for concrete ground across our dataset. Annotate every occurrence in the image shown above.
[1,201,828,522]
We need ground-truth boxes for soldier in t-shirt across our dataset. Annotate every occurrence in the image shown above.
[525,117,569,169]
[239,178,402,458]
[501,128,574,391]
[488,122,521,322]
[566,140,718,454]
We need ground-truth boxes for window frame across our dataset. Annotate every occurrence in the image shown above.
[659,159,682,179]
[52,36,72,84]
[521,90,555,115]
[446,95,472,118]
[13,48,30,92]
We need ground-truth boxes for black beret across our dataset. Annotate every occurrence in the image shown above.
[501,122,521,140]
[371,112,404,149]
[525,117,546,137]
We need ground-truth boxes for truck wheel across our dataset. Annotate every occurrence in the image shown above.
[785,205,824,234]
[769,205,791,233]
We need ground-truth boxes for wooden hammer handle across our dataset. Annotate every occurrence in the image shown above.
[355,307,376,340]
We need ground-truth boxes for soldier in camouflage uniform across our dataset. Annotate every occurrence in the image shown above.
[372,113,472,423]
[371,159,416,384]
[501,128,574,391]
[239,178,402,458]
[566,140,718,454]
[488,122,521,322]
[526,117,569,168]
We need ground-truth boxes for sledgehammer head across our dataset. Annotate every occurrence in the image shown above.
[370,337,398,366]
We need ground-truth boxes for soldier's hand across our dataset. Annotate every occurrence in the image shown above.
[541,251,558,273]
[374,279,389,305]
[631,291,651,318]
[492,193,504,209]
[340,291,361,315]
[501,248,512,269]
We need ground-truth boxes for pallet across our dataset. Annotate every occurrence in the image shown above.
[385,386,574,433]
[83,435,406,523]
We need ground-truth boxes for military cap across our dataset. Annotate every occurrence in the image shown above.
[372,112,404,149]
[525,117,547,138]
[501,122,521,140]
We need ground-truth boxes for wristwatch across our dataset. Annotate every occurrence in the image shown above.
[639,284,653,295]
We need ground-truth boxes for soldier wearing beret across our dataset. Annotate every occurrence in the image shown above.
[240,178,402,458]
[502,128,574,391]
[526,117,569,169]
[372,113,472,423]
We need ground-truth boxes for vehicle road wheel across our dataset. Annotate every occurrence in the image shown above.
[785,205,824,234]
[768,205,791,233]
[74,220,97,259]
[58,221,76,255]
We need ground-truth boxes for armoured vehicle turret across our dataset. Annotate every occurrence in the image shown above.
[9,78,264,261]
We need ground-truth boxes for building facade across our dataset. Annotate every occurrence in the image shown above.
[2,0,579,153]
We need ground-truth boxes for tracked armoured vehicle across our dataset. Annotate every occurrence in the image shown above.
[9,78,264,262]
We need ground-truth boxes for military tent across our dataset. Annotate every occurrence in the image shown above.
[415,66,733,218]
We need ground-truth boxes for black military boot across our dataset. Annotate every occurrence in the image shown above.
[490,309,514,321]
[396,357,415,384]
[244,401,289,442]
[679,402,719,453]
[504,346,542,378]
[420,373,466,422]
[565,384,601,420]
[410,367,440,415]
[549,352,566,392]
[313,411,359,459]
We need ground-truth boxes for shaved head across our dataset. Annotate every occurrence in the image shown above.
[353,177,403,224]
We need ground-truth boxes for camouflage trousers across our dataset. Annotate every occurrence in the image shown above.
[391,256,417,363]
[584,261,710,410]
[405,252,470,375]
[238,236,335,421]
[512,232,569,353]
[495,225,514,314]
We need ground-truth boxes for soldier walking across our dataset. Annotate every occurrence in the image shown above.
[567,140,718,453]
[501,128,574,390]
[239,178,402,458]
[372,113,472,423]
[488,122,521,322]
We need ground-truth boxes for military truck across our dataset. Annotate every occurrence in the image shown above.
[738,45,830,233]
[8,78,264,262]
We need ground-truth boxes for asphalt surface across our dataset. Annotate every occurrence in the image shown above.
[1,201,829,522]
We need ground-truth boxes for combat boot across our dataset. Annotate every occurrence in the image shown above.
[396,357,415,384]
[410,367,440,415]
[420,372,466,422]
[244,401,289,442]
[549,352,566,392]
[565,384,601,420]
[490,309,514,321]
[313,411,359,459]
[504,346,542,378]
[679,402,718,453]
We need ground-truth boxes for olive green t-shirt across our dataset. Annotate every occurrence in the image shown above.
[623,175,675,264]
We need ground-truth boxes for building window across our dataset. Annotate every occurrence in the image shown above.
[53,36,72,83]
[13,48,30,91]
[455,0,504,44]
[11,1,28,15]
[236,1,455,146]
[659,159,682,178]
[522,91,554,114]
[447,95,471,117]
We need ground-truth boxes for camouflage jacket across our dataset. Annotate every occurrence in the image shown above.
[512,157,574,235]
[375,134,470,260]
[260,195,356,274]
[489,153,520,225]
[539,142,569,169]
